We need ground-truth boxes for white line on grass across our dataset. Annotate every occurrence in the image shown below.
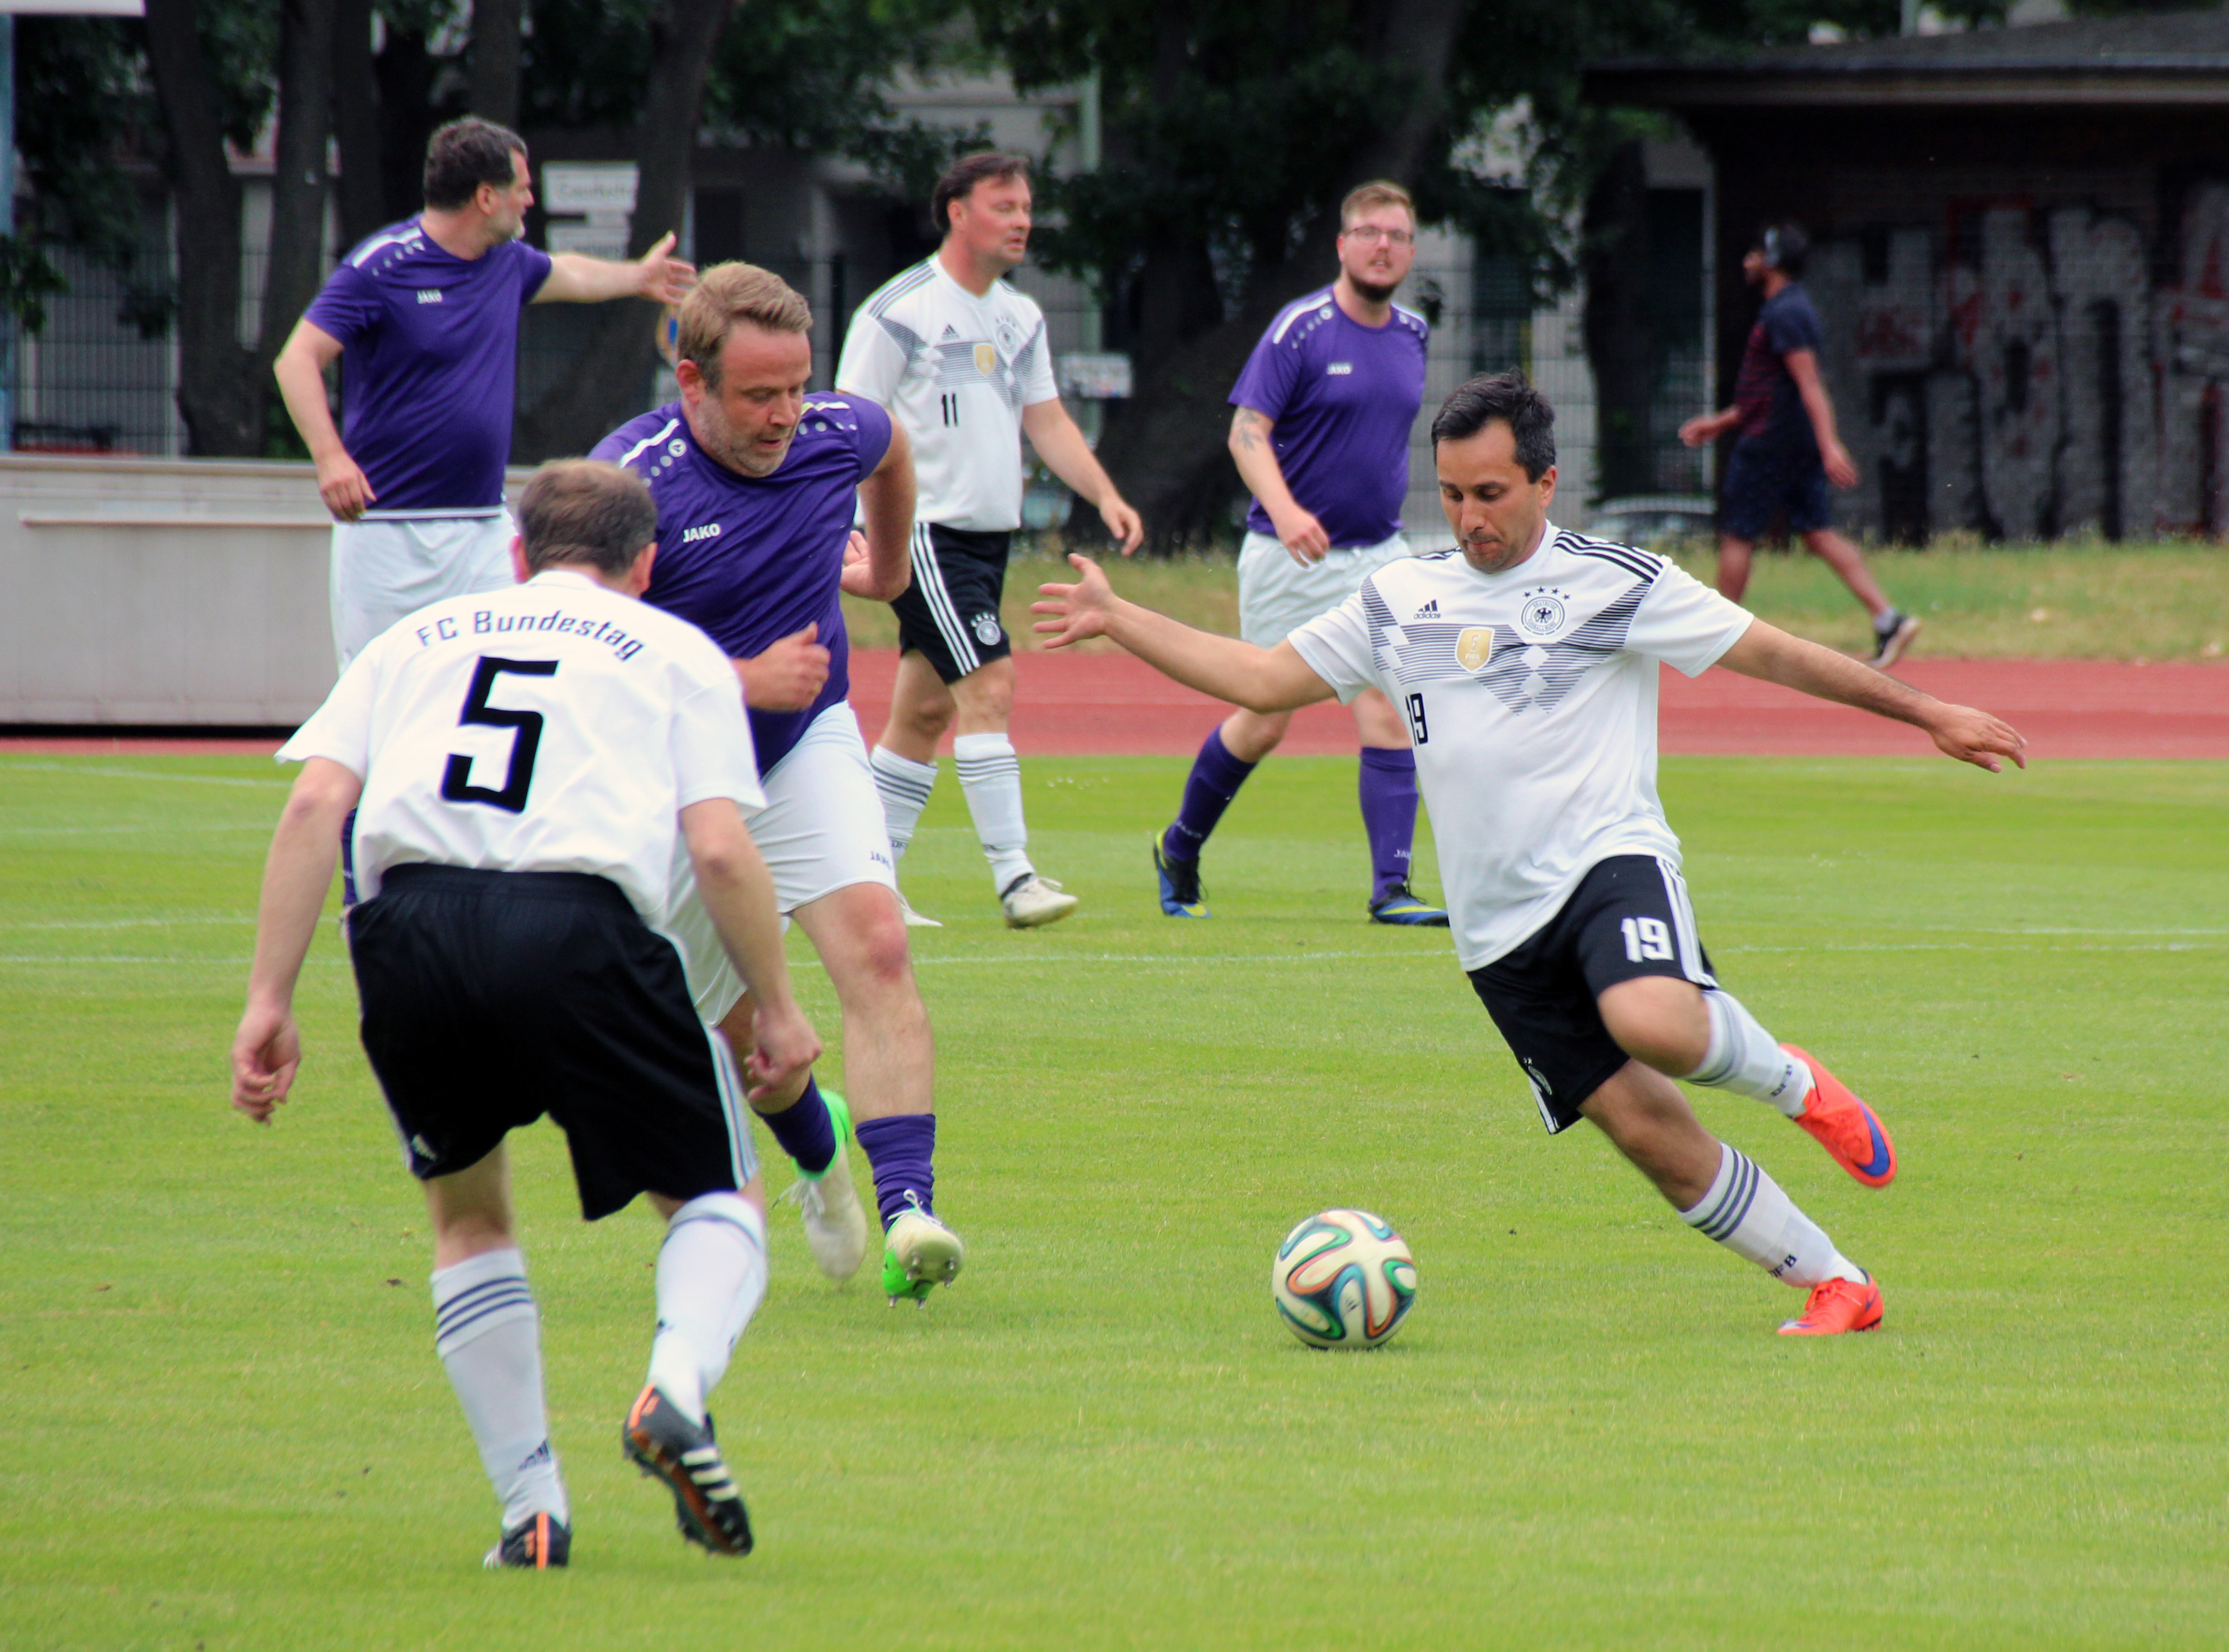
[1,915,255,930]
[0,761,288,789]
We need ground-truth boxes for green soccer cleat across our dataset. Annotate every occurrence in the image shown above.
[1368,882,1449,927]
[880,1207,964,1307]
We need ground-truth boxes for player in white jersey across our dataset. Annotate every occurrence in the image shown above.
[229,462,819,1566]
[838,152,1144,929]
[1034,373,2028,1338]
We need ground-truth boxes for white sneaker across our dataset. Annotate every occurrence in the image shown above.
[881,1207,964,1307]
[894,890,943,928]
[778,1090,869,1280]
[1000,873,1078,929]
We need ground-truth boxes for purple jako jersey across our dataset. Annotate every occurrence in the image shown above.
[591,395,893,774]
[1228,287,1428,548]
[302,219,553,512]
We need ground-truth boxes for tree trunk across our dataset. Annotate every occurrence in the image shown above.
[143,0,260,455]
[469,0,521,128]
[1583,140,1655,500]
[259,0,336,379]
[1092,0,1467,547]
[514,0,737,460]
[332,0,384,248]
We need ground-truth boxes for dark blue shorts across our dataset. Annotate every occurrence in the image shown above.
[1721,439,1830,540]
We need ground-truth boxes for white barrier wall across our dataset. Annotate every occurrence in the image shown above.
[0,457,528,726]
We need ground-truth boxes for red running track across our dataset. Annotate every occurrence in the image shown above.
[4,652,2222,760]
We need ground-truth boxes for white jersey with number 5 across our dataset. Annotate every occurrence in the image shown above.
[279,568,764,927]
[1287,524,1753,970]
[835,256,1060,532]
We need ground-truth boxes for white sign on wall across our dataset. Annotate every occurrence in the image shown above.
[541,163,639,216]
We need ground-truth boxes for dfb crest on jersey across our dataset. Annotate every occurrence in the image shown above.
[1456,626,1495,672]
[974,342,998,377]
[971,611,1002,646]
[994,314,1021,357]
[1519,590,1569,637]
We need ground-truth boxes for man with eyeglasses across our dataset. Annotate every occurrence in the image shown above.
[1151,180,1445,926]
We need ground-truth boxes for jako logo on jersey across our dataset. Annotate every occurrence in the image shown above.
[1328,362,1353,375]
[971,612,1002,646]
[681,522,722,544]
[1519,591,1569,636]
[1456,626,1494,672]
[1412,598,1439,619]
[415,289,444,304]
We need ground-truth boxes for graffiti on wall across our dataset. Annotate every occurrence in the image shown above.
[1805,183,2229,539]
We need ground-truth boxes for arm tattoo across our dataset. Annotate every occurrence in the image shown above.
[1231,408,1269,452]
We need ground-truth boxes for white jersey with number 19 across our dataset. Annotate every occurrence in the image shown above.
[279,568,765,928]
[1287,524,1753,972]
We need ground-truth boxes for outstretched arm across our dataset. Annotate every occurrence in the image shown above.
[533,231,696,305]
[231,756,363,1120]
[1033,554,1335,714]
[1715,619,2025,772]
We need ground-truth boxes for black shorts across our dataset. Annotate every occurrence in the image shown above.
[892,522,1013,683]
[346,863,756,1220]
[1466,855,1717,1135]
[1721,437,1830,540]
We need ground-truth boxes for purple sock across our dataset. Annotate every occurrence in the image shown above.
[755,1075,837,1177]
[1358,746,1420,901]
[1163,727,1258,862]
[854,1113,936,1229]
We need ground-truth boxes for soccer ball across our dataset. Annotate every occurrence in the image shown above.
[1271,1209,1417,1349]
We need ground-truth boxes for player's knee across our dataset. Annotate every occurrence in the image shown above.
[1597,976,1709,1074]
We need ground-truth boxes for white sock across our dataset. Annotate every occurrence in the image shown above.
[1679,1143,1866,1287]
[870,746,939,864]
[645,1194,768,1427]
[1684,989,1815,1117]
[953,732,1033,892]
[431,1247,569,1529]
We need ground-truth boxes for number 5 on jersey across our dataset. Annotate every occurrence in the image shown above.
[441,657,558,814]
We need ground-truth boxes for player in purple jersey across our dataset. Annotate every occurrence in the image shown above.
[1151,181,1447,929]
[593,263,963,1308]
[273,117,696,670]
[1679,222,1919,669]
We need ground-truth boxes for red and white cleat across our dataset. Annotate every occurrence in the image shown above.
[1778,1275,1885,1336]
[1783,1044,1898,1188]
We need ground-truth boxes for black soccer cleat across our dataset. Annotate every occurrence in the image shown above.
[1153,834,1210,918]
[1368,882,1449,927]
[622,1384,755,1556]
[483,1509,570,1570]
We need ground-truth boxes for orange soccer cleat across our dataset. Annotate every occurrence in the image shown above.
[1782,1044,1897,1188]
[1778,1275,1884,1336]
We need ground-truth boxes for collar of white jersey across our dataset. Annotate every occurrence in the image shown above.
[526,568,611,596]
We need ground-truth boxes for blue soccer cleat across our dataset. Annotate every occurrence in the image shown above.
[1152,834,1210,918]
[1368,883,1449,926]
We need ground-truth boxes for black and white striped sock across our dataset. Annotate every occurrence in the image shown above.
[1678,1144,1864,1288]
[954,733,1032,892]
[431,1247,567,1529]
[1684,989,1814,1117]
[870,746,939,862]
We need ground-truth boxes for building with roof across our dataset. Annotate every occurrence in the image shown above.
[1589,9,2229,540]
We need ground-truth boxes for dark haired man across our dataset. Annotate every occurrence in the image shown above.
[275,117,698,670]
[1681,222,1920,668]
[231,459,820,1566]
[838,151,1142,930]
[1150,180,1442,927]
[1036,371,2028,1337]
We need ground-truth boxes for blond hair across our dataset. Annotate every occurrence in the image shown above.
[1340,180,1415,228]
[677,262,813,388]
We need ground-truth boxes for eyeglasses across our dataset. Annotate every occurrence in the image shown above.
[1341,225,1414,247]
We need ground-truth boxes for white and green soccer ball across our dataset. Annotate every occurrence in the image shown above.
[1271,1208,1417,1349]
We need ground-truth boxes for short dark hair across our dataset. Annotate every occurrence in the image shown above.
[424,117,527,211]
[516,461,657,578]
[1430,371,1556,481]
[1757,220,1809,278]
[933,152,1031,233]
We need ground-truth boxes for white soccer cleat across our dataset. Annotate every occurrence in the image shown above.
[780,1092,870,1280]
[881,1207,964,1307]
[1000,873,1078,929]
[894,890,943,929]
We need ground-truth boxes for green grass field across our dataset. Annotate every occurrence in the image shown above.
[3,753,2224,1649]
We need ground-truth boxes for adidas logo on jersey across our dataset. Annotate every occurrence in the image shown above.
[681,522,722,544]
[1412,599,1439,619]
[415,288,444,304]
[942,324,959,338]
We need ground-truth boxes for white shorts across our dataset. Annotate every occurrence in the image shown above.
[332,509,516,670]
[1236,530,1411,647]
[666,702,899,1024]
